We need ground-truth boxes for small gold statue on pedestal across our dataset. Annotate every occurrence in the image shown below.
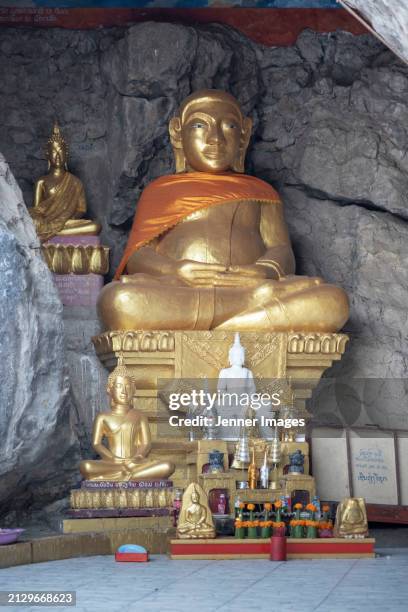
[80,359,175,481]
[30,122,100,242]
[176,483,215,539]
[334,498,368,538]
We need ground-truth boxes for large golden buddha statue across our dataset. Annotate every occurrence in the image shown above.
[30,123,100,242]
[98,90,349,332]
[80,360,175,481]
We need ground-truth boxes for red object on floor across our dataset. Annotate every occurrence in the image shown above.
[270,536,287,561]
[115,552,149,562]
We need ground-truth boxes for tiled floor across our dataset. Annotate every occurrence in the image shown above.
[0,550,407,612]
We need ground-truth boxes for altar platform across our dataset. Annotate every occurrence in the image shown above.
[170,538,376,560]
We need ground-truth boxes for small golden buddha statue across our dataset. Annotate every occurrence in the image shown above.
[80,359,175,481]
[30,123,100,242]
[98,89,349,332]
[335,497,368,538]
[176,483,216,539]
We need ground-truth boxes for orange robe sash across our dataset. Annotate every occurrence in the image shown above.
[115,172,281,279]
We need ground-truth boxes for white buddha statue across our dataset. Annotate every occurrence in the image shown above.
[216,333,257,439]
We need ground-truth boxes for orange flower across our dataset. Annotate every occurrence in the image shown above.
[253,520,260,527]
[266,520,274,527]
[239,502,245,509]
[273,521,285,528]
[259,521,266,528]
[319,520,333,530]
[294,503,303,510]
[306,503,317,512]
[319,521,333,530]
[264,503,272,511]
[274,500,282,509]
[247,520,255,528]
[247,503,255,511]
[322,504,330,513]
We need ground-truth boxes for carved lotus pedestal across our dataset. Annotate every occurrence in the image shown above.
[92,330,348,490]
[42,235,109,306]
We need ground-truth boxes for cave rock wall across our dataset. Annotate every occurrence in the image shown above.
[0,22,407,509]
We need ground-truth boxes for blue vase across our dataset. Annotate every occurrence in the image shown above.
[209,450,224,473]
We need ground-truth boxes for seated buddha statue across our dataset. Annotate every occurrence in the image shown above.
[98,90,349,332]
[176,483,215,539]
[335,497,368,538]
[80,359,175,481]
[29,123,100,243]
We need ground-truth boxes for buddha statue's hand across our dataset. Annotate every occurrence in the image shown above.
[32,202,48,216]
[124,455,145,470]
[280,274,322,283]
[175,259,227,286]
[211,264,268,287]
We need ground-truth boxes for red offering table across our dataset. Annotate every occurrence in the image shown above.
[170,538,375,560]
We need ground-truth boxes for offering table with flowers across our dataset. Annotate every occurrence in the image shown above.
[171,498,375,559]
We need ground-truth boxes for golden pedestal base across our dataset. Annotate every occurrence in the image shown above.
[70,486,172,510]
[92,330,348,490]
[63,515,173,534]
[42,243,109,275]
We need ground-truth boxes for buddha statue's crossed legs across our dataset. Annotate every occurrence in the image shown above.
[80,457,175,481]
[98,273,349,332]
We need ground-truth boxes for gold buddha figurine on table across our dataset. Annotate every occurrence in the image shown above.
[98,89,349,332]
[80,359,175,481]
[30,123,100,242]
[176,482,215,539]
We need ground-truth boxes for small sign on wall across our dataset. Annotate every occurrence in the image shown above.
[311,427,405,506]
[349,432,398,504]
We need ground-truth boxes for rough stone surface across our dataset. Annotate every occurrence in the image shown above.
[63,306,109,457]
[0,23,408,522]
[342,1,408,65]
[0,154,80,523]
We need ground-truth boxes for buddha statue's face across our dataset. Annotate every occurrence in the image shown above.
[181,101,242,173]
[229,347,245,367]
[170,90,252,174]
[191,491,199,503]
[108,375,134,407]
[48,143,66,170]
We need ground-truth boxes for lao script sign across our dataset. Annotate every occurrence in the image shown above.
[312,427,401,504]
[350,434,398,504]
